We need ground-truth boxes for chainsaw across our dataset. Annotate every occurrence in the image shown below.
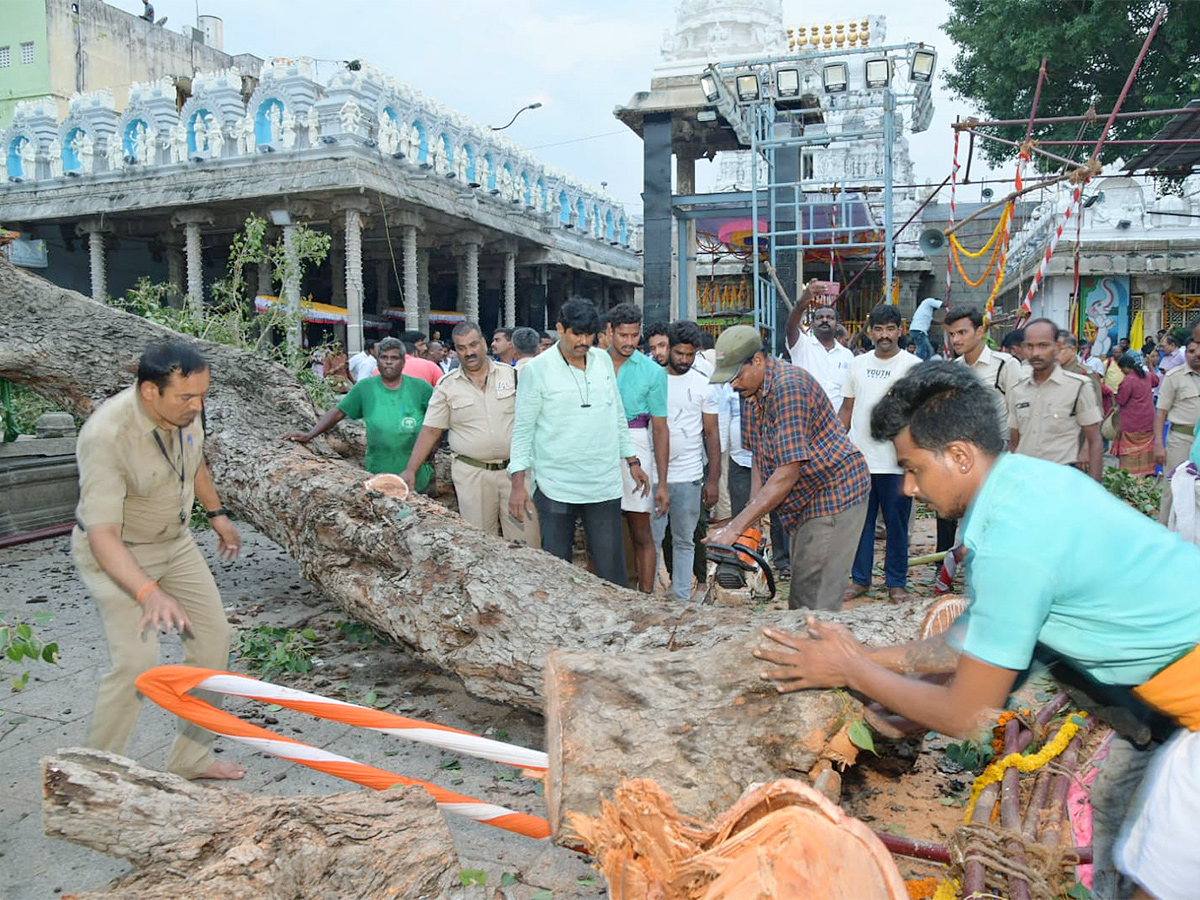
[703,523,775,604]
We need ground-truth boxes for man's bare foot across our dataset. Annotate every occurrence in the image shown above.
[191,759,247,780]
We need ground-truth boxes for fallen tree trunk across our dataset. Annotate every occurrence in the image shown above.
[42,748,460,899]
[544,606,922,832]
[0,258,921,723]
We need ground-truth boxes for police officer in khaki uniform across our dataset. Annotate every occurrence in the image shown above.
[1154,337,1200,523]
[1008,318,1103,480]
[1154,338,1200,474]
[401,321,539,546]
[73,341,244,781]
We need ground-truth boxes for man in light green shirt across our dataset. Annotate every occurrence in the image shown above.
[508,298,649,586]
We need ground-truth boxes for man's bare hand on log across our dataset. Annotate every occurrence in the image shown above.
[754,617,866,691]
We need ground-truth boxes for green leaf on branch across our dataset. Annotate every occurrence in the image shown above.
[848,719,877,755]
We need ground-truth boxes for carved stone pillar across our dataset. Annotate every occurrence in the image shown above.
[171,209,214,316]
[454,231,484,322]
[333,198,371,355]
[330,245,346,304]
[76,221,110,302]
[396,212,424,334]
[493,239,518,329]
[282,223,301,347]
[375,259,389,311]
[167,243,184,295]
[416,244,431,336]
[257,256,273,296]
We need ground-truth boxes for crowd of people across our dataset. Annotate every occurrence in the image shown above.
[70,289,1200,898]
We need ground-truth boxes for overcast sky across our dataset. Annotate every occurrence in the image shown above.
[120,0,1005,213]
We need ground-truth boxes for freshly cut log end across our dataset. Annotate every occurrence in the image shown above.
[566,778,907,900]
[920,594,969,639]
[42,748,460,900]
[363,472,409,499]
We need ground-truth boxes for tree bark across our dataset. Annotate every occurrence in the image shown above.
[544,604,924,833]
[0,258,922,718]
[42,748,460,899]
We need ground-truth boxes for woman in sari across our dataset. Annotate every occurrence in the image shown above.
[1112,353,1158,475]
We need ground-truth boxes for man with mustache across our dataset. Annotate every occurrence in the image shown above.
[605,303,669,593]
[283,337,435,492]
[705,325,869,611]
[839,304,921,604]
[785,280,854,413]
[399,321,538,547]
[73,341,245,781]
[1008,318,1103,482]
[508,298,649,585]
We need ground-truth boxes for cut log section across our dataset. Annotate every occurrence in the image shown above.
[543,602,926,836]
[567,778,908,900]
[42,747,460,899]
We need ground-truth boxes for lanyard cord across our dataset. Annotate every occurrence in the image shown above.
[152,429,189,523]
[561,351,591,408]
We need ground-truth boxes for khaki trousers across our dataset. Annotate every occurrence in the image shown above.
[451,459,540,549]
[788,498,869,611]
[72,527,231,779]
[1158,427,1194,525]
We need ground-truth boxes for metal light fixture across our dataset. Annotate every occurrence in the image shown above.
[909,48,936,83]
[268,209,292,226]
[864,58,891,89]
[775,67,800,99]
[822,63,849,93]
[699,72,720,103]
[696,109,717,122]
[735,73,760,102]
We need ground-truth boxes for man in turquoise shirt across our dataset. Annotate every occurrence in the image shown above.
[283,337,434,491]
[607,302,669,592]
[509,298,649,586]
[754,362,1200,900]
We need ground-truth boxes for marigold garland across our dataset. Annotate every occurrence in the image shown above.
[963,713,1088,822]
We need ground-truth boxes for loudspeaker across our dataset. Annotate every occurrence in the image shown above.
[981,187,995,201]
[918,228,946,256]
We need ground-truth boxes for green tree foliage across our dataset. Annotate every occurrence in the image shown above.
[944,1,1200,168]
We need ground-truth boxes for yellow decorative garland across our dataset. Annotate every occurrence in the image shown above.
[963,713,1087,822]
[932,878,959,900]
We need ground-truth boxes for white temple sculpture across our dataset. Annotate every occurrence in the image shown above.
[206,114,224,158]
[280,110,296,150]
[340,99,361,135]
[77,132,94,174]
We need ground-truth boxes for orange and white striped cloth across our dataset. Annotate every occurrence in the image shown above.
[136,665,550,839]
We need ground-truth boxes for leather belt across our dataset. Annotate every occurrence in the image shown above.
[455,454,509,471]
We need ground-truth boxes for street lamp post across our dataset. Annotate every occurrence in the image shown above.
[491,102,543,132]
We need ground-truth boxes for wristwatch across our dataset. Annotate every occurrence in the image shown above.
[626,458,641,467]
[205,507,230,519]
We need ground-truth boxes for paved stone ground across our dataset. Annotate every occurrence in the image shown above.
[0,525,598,900]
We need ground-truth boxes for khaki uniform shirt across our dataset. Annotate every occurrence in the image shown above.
[1156,365,1200,430]
[1008,364,1102,466]
[957,344,1020,423]
[1063,358,1105,410]
[422,359,516,463]
[75,386,204,544]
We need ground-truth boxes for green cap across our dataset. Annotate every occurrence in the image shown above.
[709,325,763,384]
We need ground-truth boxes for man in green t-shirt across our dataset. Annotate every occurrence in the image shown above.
[283,337,434,490]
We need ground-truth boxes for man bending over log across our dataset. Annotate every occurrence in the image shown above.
[755,361,1200,900]
[73,341,245,780]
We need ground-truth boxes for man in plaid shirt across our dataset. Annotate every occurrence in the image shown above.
[706,325,870,610]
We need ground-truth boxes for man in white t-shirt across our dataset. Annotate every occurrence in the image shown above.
[347,337,379,382]
[651,320,720,602]
[909,297,944,361]
[785,280,854,412]
[839,304,921,602]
